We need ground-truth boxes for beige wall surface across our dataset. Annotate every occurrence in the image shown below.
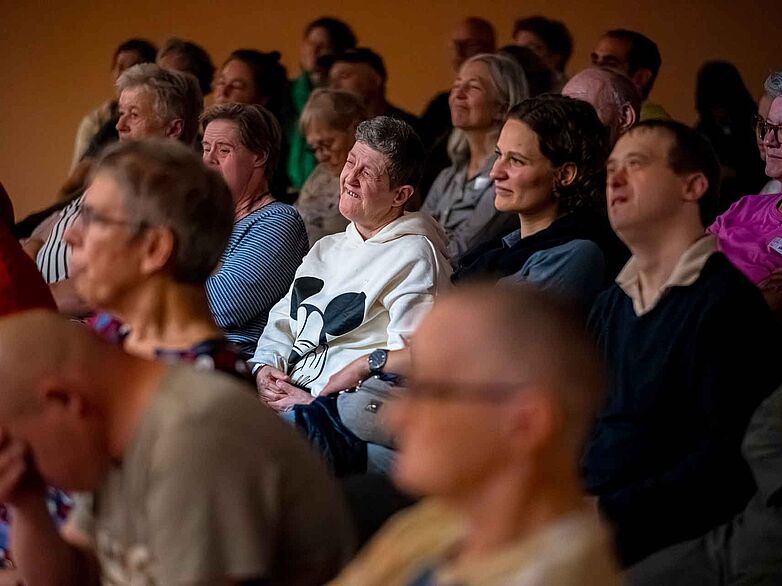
[1,0,780,218]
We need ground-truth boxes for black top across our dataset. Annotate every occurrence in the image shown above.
[583,252,782,567]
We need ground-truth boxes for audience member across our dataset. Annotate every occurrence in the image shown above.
[497,44,557,97]
[0,310,355,585]
[562,67,641,146]
[251,116,451,411]
[513,15,573,90]
[455,95,620,308]
[71,38,157,169]
[156,37,216,97]
[627,383,782,584]
[296,89,367,246]
[201,103,309,358]
[707,80,782,312]
[583,120,782,566]
[289,17,358,190]
[760,72,782,194]
[32,64,203,316]
[419,18,496,148]
[326,48,419,131]
[695,61,767,211]
[63,140,249,377]
[329,285,621,585]
[591,29,669,120]
[214,49,293,199]
[422,53,528,262]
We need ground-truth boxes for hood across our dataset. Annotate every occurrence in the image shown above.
[350,211,450,258]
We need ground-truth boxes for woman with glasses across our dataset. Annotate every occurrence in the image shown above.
[64,139,250,375]
[296,89,367,246]
[708,71,782,311]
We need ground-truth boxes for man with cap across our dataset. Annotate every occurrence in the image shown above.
[327,47,419,131]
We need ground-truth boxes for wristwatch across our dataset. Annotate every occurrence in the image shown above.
[367,349,389,376]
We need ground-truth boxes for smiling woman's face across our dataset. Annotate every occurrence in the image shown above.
[338,141,397,229]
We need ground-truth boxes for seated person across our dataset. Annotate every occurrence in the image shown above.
[562,67,641,147]
[512,15,573,91]
[583,120,782,567]
[64,139,246,377]
[627,383,782,585]
[329,284,621,585]
[454,95,623,308]
[201,103,309,358]
[251,116,452,409]
[422,53,528,262]
[156,37,216,98]
[707,88,782,304]
[0,311,355,585]
[296,89,367,246]
[759,72,782,194]
[32,63,203,316]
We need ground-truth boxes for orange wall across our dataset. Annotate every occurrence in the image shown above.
[1,0,780,218]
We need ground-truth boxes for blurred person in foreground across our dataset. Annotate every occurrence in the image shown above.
[329,284,620,585]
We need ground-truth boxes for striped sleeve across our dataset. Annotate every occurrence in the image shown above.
[36,197,82,284]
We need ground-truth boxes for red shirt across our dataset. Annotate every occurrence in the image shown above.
[0,223,55,315]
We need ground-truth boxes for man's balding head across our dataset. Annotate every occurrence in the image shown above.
[390,284,605,498]
[562,67,641,146]
[0,311,153,491]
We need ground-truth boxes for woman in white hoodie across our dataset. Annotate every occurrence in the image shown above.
[251,116,452,412]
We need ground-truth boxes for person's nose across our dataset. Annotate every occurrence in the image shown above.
[489,156,507,181]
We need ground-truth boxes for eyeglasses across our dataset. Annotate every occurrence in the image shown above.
[78,205,147,232]
[755,115,782,144]
[405,378,532,403]
[307,139,337,155]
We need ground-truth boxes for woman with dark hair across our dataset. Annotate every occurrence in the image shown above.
[214,49,294,199]
[695,61,767,213]
[455,94,623,307]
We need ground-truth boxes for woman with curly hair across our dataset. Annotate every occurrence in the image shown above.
[454,94,626,306]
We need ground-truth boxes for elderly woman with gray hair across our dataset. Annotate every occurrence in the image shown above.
[202,103,309,358]
[251,117,452,471]
[423,53,529,262]
[296,88,367,246]
[31,63,203,316]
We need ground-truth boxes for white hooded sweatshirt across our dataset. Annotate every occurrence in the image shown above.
[250,212,452,396]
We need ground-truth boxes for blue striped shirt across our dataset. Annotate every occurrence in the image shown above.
[206,202,308,358]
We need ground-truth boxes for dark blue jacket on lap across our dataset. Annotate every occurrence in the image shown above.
[583,251,782,567]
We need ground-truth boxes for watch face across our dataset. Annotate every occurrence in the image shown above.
[368,349,387,371]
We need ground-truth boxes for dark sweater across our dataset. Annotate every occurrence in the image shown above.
[583,252,782,567]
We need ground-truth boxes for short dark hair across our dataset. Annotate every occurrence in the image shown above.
[604,29,662,90]
[497,45,556,97]
[633,119,721,225]
[201,103,282,182]
[226,49,291,124]
[305,17,358,53]
[94,140,234,285]
[355,116,425,189]
[113,39,157,68]
[325,47,386,81]
[513,16,573,71]
[507,95,610,214]
[157,38,216,97]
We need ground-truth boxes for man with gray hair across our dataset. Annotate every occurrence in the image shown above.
[252,116,453,473]
[562,67,641,146]
[33,63,204,316]
[0,310,356,585]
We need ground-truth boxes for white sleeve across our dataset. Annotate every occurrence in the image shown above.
[249,288,294,372]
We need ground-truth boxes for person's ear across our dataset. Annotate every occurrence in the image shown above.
[555,162,578,188]
[253,151,270,170]
[618,102,637,135]
[391,185,415,208]
[139,226,176,276]
[165,118,184,140]
[504,388,559,457]
[42,385,88,418]
[682,172,709,203]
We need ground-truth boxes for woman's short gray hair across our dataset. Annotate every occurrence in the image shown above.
[116,63,203,145]
[764,71,782,98]
[448,53,530,166]
[299,89,368,135]
[355,116,426,189]
[92,140,234,284]
[200,103,282,181]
